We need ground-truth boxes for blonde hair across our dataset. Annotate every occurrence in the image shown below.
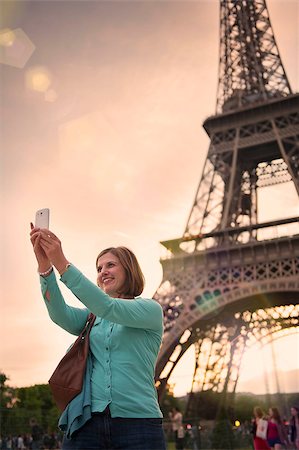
[96,247,145,298]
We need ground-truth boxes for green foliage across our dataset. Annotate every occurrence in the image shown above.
[234,393,267,422]
[0,373,17,408]
[188,390,222,420]
[211,418,235,449]
[180,390,299,423]
[0,372,19,436]
[0,372,60,437]
[16,384,59,431]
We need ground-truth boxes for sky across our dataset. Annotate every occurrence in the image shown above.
[1,0,299,395]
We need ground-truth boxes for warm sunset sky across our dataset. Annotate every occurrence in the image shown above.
[1,0,299,395]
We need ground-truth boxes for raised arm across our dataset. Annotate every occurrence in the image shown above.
[40,270,89,335]
[30,225,88,335]
[60,265,163,330]
[35,228,163,331]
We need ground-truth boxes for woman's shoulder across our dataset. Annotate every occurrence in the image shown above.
[135,297,163,310]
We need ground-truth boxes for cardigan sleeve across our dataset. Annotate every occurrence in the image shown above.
[40,270,89,335]
[60,265,163,331]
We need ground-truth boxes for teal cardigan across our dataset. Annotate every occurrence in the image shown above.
[58,354,93,438]
[40,265,163,426]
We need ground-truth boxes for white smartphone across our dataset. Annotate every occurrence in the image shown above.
[35,208,50,228]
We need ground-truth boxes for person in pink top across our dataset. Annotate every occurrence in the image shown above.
[267,407,289,450]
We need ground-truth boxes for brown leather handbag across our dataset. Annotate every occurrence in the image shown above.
[48,313,96,411]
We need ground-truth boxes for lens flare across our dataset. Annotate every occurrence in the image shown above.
[0,28,15,47]
[25,66,52,92]
[0,28,35,68]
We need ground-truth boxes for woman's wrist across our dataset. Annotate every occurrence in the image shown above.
[38,266,53,277]
[37,261,52,273]
[57,261,71,276]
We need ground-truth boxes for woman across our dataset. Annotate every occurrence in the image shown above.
[30,225,166,450]
[267,407,289,450]
[252,406,270,450]
[169,407,185,450]
[290,406,299,449]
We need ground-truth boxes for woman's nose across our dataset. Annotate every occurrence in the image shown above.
[101,267,109,276]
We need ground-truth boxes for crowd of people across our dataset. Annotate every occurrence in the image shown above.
[0,432,61,450]
[1,405,298,450]
[165,404,299,450]
[252,405,299,450]
[0,419,62,450]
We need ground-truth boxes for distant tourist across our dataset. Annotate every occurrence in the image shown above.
[29,418,43,450]
[169,406,185,450]
[290,406,299,449]
[188,422,200,450]
[17,435,25,450]
[267,407,289,450]
[251,406,270,450]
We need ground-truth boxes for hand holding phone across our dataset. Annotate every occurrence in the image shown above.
[35,208,50,228]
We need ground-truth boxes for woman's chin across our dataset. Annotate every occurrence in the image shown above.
[104,288,115,297]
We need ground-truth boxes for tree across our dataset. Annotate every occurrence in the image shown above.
[210,405,235,450]
[0,372,18,436]
[0,374,60,436]
[15,384,60,433]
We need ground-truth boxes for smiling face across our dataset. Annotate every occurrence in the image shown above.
[96,252,127,298]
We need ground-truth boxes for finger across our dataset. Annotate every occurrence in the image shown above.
[31,230,41,241]
[40,229,55,238]
[39,237,52,249]
[34,233,42,246]
[40,231,54,243]
[30,227,40,237]
[41,229,59,241]
[30,231,40,245]
[39,241,50,255]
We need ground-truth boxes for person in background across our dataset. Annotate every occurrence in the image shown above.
[6,436,12,450]
[30,225,166,450]
[251,406,270,450]
[30,419,43,450]
[16,436,25,450]
[169,407,185,450]
[189,422,200,450]
[290,406,299,449]
[267,407,289,450]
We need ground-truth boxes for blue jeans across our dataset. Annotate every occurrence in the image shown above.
[62,411,166,450]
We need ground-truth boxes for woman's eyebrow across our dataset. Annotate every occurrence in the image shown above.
[98,260,118,268]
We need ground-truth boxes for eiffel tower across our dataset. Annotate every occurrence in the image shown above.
[154,0,299,417]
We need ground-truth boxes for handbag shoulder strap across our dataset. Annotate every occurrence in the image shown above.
[81,313,96,339]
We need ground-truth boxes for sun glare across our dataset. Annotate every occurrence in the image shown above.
[166,330,299,397]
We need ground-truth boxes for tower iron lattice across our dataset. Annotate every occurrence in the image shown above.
[154,0,299,416]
